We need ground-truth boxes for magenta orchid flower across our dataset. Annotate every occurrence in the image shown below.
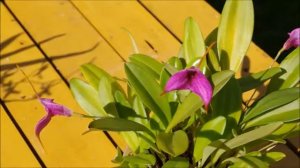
[35,98,72,141]
[283,28,300,50]
[164,67,213,108]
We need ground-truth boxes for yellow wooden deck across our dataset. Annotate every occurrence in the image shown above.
[0,1,298,167]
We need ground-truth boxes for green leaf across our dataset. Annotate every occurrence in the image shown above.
[268,47,300,92]
[129,54,164,79]
[262,152,286,163]
[112,147,123,163]
[244,99,300,129]
[125,62,171,128]
[238,67,284,92]
[70,78,106,116]
[123,153,156,166]
[243,88,300,123]
[211,77,242,133]
[224,156,269,168]
[193,116,226,162]
[166,93,203,132]
[210,70,235,95]
[227,122,283,149]
[80,63,113,90]
[270,121,300,138]
[156,130,189,157]
[217,0,254,71]
[89,118,155,139]
[212,122,283,164]
[183,17,205,65]
[162,157,189,168]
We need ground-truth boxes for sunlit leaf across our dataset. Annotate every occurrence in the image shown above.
[244,99,300,129]
[210,70,235,95]
[125,62,171,129]
[217,0,254,71]
[70,78,106,116]
[129,54,164,79]
[243,88,299,123]
[166,93,203,132]
[183,17,205,65]
[89,118,155,139]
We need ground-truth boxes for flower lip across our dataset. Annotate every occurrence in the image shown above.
[35,98,72,141]
[283,28,300,50]
[164,67,213,108]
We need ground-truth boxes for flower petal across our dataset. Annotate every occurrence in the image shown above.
[187,71,213,107]
[164,67,212,107]
[40,98,72,116]
[283,28,300,50]
[35,98,72,141]
[164,69,191,92]
[35,113,52,140]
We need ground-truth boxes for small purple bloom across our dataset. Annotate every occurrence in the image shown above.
[283,28,300,50]
[164,67,213,108]
[35,98,72,140]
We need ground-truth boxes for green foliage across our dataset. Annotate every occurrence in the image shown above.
[68,0,299,167]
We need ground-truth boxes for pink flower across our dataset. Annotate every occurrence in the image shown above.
[35,98,72,141]
[164,67,213,108]
[283,28,300,50]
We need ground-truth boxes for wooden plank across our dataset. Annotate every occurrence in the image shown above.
[1,105,41,167]
[70,0,180,61]
[1,4,117,167]
[4,0,126,150]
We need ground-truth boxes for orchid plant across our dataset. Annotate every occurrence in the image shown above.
[35,0,299,167]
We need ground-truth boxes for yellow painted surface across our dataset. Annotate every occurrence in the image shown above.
[1,0,298,167]
[71,0,180,61]
[1,4,116,167]
[5,0,126,150]
[1,105,40,167]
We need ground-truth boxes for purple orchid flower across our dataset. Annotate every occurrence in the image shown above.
[283,28,300,50]
[35,98,72,141]
[164,67,213,109]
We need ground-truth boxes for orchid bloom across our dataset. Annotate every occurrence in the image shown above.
[164,67,213,108]
[283,28,300,50]
[35,98,72,141]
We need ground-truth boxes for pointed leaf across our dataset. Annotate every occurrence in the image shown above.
[244,99,300,128]
[268,47,300,92]
[217,0,254,71]
[129,54,164,79]
[80,63,113,89]
[89,118,155,139]
[210,70,235,95]
[243,88,300,123]
[166,93,203,132]
[70,78,106,116]
[125,62,171,128]
[183,17,205,65]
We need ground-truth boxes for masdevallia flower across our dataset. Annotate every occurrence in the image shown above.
[35,98,72,141]
[164,67,213,108]
[283,28,300,50]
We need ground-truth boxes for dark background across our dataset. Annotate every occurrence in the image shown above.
[207,0,300,62]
